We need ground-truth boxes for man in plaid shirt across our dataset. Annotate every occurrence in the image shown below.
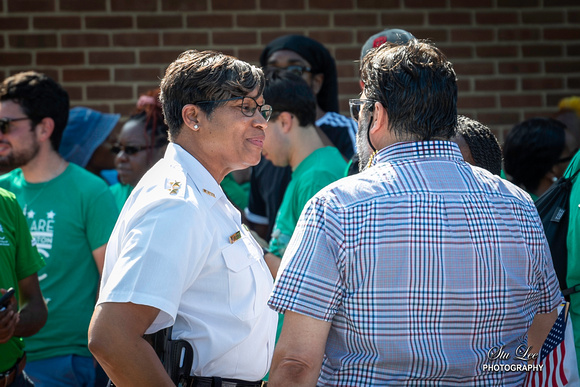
[267,40,562,386]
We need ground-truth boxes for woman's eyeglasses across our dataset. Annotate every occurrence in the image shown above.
[111,144,153,156]
[0,117,30,134]
[349,99,379,122]
[195,96,272,122]
[265,65,312,77]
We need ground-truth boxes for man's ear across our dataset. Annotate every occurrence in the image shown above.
[181,104,201,131]
[278,112,294,134]
[311,73,324,96]
[36,117,54,143]
[369,101,388,136]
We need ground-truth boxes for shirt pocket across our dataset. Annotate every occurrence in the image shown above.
[222,236,263,321]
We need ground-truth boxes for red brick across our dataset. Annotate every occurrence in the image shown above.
[236,14,282,28]
[260,0,305,9]
[476,46,518,58]
[335,47,362,61]
[475,12,518,25]
[336,63,357,78]
[0,36,4,48]
[37,52,84,66]
[162,0,207,11]
[498,62,541,74]
[410,28,448,42]
[114,103,137,115]
[546,61,580,74]
[310,0,352,9]
[545,28,580,41]
[545,0,579,5]
[0,53,32,66]
[568,45,580,56]
[34,16,81,29]
[113,33,159,47]
[80,103,113,113]
[89,51,135,65]
[475,79,517,91]
[261,31,304,45]
[86,16,133,29]
[0,17,28,30]
[8,68,59,81]
[213,0,257,10]
[187,15,233,29]
[359,0,399,7]
[286,13,330,28]
[523,110,554,121]
[498,28,540,41]
[237,49,263,63]
[547,93,574,107]
[458,96,496,109]
[457,79,470,93]
[87,86,133,100]
[62,33,109,48]
[140,50,184,65]
[163,32,209,46]
[498,0,539,6]
[310,30,353,45]
[451,0,492,6]
[112,0,157,11]
[429,12,471,25]
[439,46,473,59]
[7,0,54,12]
[451,29,494,42]
[381,12,424,25]
[60,0,105,11]
[522,44,563,57]
[213,31,257,45]
[9,34,57,48]
[137,84,163,95]
[63,69,110,82]
[137,15,183,29]
[453,62,494,75]
[570,11,580,23]
[522,78,563,90]
[522,11,564,24]
[501,95,542,108]
[568,77,580,89]
[406,0,445,7]
[340,80,362,95]
[477,112,520,126]
[115,68,162,82]
[334,13,377,27]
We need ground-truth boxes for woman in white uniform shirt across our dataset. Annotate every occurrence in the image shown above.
[88,50,277,387]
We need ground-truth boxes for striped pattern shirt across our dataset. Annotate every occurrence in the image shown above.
[269,141,562,386]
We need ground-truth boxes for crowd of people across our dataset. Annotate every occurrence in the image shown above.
[0,28,579,387]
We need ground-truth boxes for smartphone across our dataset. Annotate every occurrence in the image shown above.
[0,288,15,312]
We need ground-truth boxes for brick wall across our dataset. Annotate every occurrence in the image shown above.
[1,0,579,141]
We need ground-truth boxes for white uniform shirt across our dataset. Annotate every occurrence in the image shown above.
[98,143,277,380]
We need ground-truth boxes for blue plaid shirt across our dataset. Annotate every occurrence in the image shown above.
[268,141,562,386]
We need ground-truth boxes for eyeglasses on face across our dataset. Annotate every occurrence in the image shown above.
[266,65,312,77]
[349,99,379,122]
[0,117,30,135]
[111,144,153,156]
[195,96,272,122]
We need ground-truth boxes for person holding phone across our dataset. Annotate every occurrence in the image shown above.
[0,187,47,387]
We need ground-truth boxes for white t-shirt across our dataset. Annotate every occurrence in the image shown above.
[98,143,277,380]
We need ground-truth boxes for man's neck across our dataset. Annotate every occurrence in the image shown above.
[289,124,325,171]
[21,148,68,183]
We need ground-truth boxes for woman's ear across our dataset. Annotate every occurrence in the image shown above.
[181,104,201,131]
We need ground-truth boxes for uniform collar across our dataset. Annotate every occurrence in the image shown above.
[372,140,464,166]
[164,143,224,205]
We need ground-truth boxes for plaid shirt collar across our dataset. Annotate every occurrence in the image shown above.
[372,140,464,167]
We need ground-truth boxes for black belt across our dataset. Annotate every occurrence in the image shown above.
[189,376,266,387]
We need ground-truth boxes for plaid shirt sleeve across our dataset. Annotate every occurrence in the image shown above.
[268,195,344,321]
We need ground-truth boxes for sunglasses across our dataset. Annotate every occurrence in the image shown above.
[111,144,153,156]
[349,99,379,122]
[266,65,312,77]
[0,117,30,134]
[195,96,272,122]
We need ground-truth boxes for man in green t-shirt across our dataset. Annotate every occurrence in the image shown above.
[0,72,118,386]
[0,187,46,387]
[260,70,346,278]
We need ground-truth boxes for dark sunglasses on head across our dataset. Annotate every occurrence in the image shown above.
[348,99,379,122]
[111,144,153,156]
[195,96,272,122]
[0,117,30,134]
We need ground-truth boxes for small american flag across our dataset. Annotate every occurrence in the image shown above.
[525,304,570,387]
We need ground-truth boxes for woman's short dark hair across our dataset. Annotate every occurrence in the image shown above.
[455,115,503,176]
[263,68,316,127]
[0,71,70,151]
[361,40,457,141]
[503,117,567,193]
[160,50,265,139]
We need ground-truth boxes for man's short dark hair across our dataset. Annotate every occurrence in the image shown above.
[160,50,265,140]
[1,71,70,151]
[456,115,503,176]
[263,68,316,127]
[361,40,457,141]
[503,117,567,193]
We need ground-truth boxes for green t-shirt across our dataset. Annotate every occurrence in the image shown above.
[221,173,250,211]
[109,182,133,212]
[564,152,580,372]
[0,164,118,361]
[0,188,45,372]
[269,147,346,258]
